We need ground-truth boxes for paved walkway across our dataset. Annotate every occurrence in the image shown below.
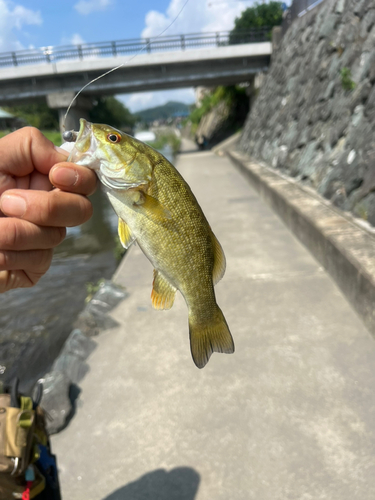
[52,140,375,499]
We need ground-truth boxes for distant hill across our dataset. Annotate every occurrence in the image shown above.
[135,101,191,122]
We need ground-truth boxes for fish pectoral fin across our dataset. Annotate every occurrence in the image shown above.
[151,270,176,310]
[118,218,135,249]
[211,230,226,285]
[132,191,172,224]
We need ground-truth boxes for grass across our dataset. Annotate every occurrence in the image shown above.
[355,203,368,221]
[148,132,181,156]
[0,130,11,139]
[0,129,61,145]
[85,278,105,303]
[43,130,62,146]
[340,67,355,91]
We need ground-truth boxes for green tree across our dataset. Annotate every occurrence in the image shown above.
[229,2,283,43]
[89,96,136,130]
[4,102,59,129]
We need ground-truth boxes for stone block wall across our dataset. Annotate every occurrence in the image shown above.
[239,0,375,225]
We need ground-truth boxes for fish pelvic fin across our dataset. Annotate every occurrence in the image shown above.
[189,306,234,369]
[151,270,177,310]
[211,230,226,286]
[118,218,135,249]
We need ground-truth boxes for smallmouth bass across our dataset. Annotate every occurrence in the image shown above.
[66,119,234,368]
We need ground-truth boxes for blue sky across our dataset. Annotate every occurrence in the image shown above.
[0,0,288,111]
[0,0,172,48]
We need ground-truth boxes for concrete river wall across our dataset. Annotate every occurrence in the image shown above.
[239,0,375,226]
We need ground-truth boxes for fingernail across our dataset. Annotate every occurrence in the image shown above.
[0,194,27,217]
[51,167,78,187]
[54,145,70,156]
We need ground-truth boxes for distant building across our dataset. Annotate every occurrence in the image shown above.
[0,109,24,130]
[171,111,189,119]
[134,131,156,143]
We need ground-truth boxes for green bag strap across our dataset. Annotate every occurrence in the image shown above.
[20,396,33,411]
[18,397,34,429]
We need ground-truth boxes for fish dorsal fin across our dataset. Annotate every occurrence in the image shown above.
[131,190,171,225]
[211,231,226,285]
[118,218,135,249]
[151,270,177,310]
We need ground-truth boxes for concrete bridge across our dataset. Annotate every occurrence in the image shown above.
[0,30,271,130]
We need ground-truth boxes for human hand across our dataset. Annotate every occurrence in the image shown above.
[0,127,97,293]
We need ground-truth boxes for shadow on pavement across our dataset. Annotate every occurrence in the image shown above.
[102,467,200,500]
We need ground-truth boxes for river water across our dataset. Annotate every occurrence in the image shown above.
[0,188,119,391]
[0,144,174,392]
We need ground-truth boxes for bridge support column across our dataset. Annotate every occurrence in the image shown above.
[46,91,93,136]
[246,73,266,108]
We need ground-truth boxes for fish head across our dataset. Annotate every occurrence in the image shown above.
[68,118,154,190]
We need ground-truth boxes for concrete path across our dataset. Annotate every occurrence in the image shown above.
[52,140,375,499]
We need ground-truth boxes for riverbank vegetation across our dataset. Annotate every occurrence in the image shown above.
[187,85,249,148]
[185,2,284,147]
[189,85,248,134]
[148,130,181,156]
[89,96,136,131]
[1,96,135,141]
[0,129,62,145]
[3,102,59,130]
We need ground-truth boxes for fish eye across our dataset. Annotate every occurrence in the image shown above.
[107,133,121,143]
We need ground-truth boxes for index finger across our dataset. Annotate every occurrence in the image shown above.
[0,127,68,177]
[0,188,93,227]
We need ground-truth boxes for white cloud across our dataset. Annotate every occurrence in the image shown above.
[118,88,195,113]
[133,0,273,118]
[141,0,254,38]
[61,33,86,45]
[74,0,112,15]
[120,93,154,112]
[0,0,42,52]
[59,33,102,61]
[71,33,85,45]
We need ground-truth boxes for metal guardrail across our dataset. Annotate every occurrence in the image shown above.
[281,0,326,36]
[0,29,270,69]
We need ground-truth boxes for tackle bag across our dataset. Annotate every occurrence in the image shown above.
[0,379,61,499]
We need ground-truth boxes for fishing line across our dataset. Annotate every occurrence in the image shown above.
[63,0,192,131]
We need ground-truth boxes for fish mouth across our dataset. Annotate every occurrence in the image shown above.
[74,118,92,153]
[67,119,98,168]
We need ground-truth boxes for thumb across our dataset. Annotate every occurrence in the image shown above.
[0,127,68,178]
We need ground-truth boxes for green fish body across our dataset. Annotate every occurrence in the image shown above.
[68,119,234,368]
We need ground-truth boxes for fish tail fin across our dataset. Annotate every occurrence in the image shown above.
[189,306,234,369]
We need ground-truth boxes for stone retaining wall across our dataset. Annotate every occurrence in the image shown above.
[239,0,375,225]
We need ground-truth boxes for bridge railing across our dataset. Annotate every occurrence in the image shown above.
[0,29,270,69]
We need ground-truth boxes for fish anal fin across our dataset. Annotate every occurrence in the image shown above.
[189,306,234,369]
[118,218,135,249]
[151,270,176,310]
[211,231,226,285]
